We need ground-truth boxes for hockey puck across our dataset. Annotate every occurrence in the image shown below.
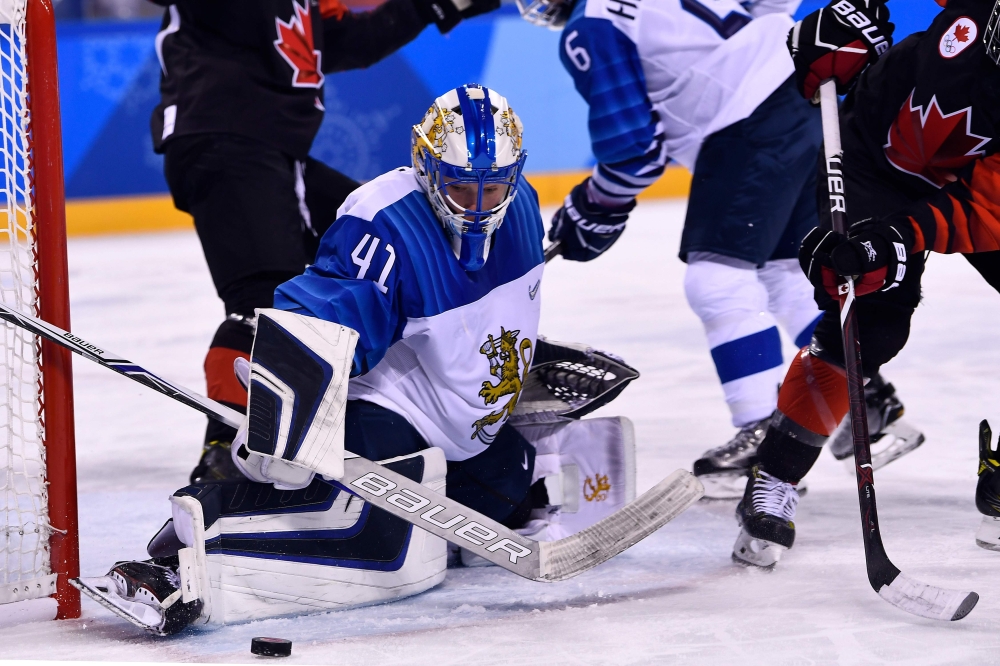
[251,637,292,657]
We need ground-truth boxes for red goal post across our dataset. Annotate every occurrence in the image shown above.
[0,0,78,623]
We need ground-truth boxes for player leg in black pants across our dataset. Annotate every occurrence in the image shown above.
[162,134,359,482]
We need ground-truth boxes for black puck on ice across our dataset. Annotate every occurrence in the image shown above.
[251,637,292,657]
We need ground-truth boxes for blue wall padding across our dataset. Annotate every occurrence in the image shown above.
[710,326,783,384]
[55,2,943,199]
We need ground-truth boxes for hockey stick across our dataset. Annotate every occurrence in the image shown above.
[0,302,702,582]
[544,240,562,263]
[818,80,977,620]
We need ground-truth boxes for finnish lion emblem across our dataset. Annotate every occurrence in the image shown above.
[471,327,532,443]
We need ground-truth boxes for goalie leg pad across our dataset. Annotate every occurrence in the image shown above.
[514,416,636,540]
[236,309,359,488]
[173,449,447,624]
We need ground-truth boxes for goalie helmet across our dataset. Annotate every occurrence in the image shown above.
[412,84,527,271]
[515,0,572,29]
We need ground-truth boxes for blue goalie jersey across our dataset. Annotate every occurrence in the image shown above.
[275,167,545,461]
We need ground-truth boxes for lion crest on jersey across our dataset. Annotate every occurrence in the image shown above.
[472,327,532,443]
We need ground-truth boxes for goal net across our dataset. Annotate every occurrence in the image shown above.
[0,0,77,623]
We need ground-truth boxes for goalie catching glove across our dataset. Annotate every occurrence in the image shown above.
[787,0,894,100]
[549,179,635,262]
[798,218,913,297]
[231,309,358,490]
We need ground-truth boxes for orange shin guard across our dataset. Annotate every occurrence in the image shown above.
[205,346,250,408]
[776,348,848,438]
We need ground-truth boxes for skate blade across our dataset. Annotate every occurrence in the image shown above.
[731,528,786,568]
[975,516,1000,551]
[71,577,167,636]
[700,473,808,500]
[839,420,926,473]
[697,473,748,501]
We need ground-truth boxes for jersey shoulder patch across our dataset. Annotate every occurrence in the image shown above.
[938,16,978,60]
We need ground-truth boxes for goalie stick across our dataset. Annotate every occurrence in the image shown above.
[0,302,703,582]
[818,80,977,621]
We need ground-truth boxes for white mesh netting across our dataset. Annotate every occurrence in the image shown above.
[0,0,55,607]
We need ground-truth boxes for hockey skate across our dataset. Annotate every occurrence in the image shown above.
[827,374,924,471]
[732,465,799,568]
[189,439,244,484]
[694,416,769,500]
[974,420,1000,551]
[71,560,203,636]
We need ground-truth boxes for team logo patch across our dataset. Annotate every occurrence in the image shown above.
[939,17,977,59]
[884,91,990,188]
[583,474,611,502]
[472,327,532,443]
[274,0,324,88]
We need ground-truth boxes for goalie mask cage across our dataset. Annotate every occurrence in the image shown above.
[0,0,78,623]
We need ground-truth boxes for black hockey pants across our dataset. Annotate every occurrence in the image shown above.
[163,133,359,445]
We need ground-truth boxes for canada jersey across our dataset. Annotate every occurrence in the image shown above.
[560,0,797,202]
[274,168,545,461]
[840,0,1000,255]
[150,0,427,159]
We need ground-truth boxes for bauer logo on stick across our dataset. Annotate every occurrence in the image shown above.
[939,17,978,59]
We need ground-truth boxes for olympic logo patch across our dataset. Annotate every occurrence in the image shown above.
[939,17,978,59]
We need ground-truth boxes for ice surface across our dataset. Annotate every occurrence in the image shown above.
[3,200,1000,663]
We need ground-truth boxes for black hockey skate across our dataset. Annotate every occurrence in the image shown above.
[693,416,770,500]
[827,374,924,470]
[71,559,202,636]
[974,420,1000,551]
[732,465,799,568]
[189,439,244,484]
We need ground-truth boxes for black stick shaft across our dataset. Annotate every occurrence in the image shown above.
[818,81,900,590]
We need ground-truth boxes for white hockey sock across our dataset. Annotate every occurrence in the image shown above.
[757,259,823,348]
[684,256,783,427]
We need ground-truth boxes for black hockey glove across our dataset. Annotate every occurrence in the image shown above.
[787,0,894,100]
[798,219,913,298]
[413,0,499,33]
[549,179,635,262]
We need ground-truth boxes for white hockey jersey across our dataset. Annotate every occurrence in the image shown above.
[560,0,800,202]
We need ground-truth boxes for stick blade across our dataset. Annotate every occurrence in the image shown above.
[538,469,703,581]
[878,573,979,621]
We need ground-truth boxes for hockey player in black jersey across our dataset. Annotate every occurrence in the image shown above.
[148,0,499,484]
[735,0,1000,566]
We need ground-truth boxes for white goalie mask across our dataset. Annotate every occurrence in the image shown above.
[412,84,527,271]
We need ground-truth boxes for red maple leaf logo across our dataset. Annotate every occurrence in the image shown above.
[954,24,970,42]
[274,0,323,89]
[884,91,990,188]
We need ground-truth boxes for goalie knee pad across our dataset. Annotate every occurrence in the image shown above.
[231,308,358,489]
[513,416,636,540]
[165,448,448,625]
